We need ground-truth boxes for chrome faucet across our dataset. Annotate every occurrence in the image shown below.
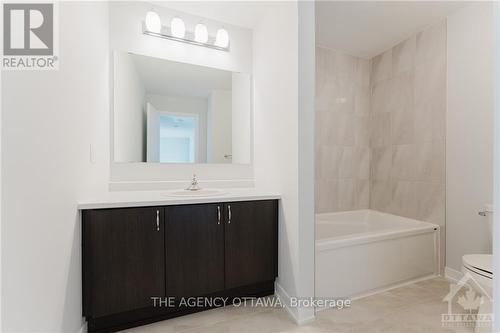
[185,174,202,191]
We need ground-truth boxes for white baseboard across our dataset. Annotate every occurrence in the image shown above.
[275,282,315,325]
[444,266,464,282]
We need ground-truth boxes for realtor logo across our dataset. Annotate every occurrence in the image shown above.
[4,3,53,55]
[2,3,58,70]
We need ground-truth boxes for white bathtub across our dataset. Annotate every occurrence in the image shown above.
[315,210,440,300]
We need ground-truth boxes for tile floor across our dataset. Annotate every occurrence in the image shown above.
[122,278,477,333]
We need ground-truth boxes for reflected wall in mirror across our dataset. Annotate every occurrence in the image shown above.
[113,51,252,164]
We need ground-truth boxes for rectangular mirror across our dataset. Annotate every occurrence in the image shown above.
[113,51,252,164]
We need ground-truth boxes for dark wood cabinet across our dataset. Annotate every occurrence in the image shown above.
[165,204,224,297]
[82,207,165,318]
[224,201,278,289]
[82,199,278,333]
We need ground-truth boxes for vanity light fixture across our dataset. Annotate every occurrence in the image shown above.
[142,13,230,51]
[214,28,229,48]
[194,23,209,43]
[145,10,161,33]
[170,17,186,38]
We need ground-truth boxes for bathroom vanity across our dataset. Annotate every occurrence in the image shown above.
[85,38,273,332]
[79,191,279,332]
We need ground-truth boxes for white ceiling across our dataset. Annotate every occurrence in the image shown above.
[315,1,468,59]
[153,1,271,29]
[131,53,231,98]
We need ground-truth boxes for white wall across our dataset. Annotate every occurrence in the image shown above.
[147,94,208,163]
[1,2,110,331]
[253,1,315,324]
[297,0,316,323]
[446,2,494,271]
[0,41,3,333]
[109,1,254,188]
[493,3,500,328]
[113,51,146,162]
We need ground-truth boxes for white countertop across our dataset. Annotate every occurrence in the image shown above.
[77,188,281,210]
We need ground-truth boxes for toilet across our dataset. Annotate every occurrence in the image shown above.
[462,254,492,295]
[461,205,493,333]
[461,254,493,333]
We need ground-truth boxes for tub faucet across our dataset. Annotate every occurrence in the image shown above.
[186,174,202,191]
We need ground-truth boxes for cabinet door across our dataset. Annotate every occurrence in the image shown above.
[83,207,165,318]
[165,204,224,297]
[224,200,278,289]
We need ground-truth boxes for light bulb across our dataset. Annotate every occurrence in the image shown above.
[145,11,161,33]
[214,28,229,48]
[170,17,185,38]
[194,23,208,43]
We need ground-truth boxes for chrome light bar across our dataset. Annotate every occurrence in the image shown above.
[141,22,230,52]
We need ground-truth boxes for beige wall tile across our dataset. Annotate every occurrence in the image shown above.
[414,56,446,108]
[338,147,354,179]
[431,98,446,142]
[413,103,434,142]
[335,113,355,146]
[391,71,414,113]
[416,20,446,65]
[356,180,370,208]
[331,50,357,81]
[392,145,416,181]
[414,92,445,143]
[330,79,355,113]
[354,115,370,147]
[371,79,391,114]
[392,111,414,145]
[316,180,338,213]
[315,46,372,213]
[390,181,417,218]
[392,36,416,75]
[317,145,341,180]
[315,111,336,145]
[414,141,445,182]
[370,180,392,211]
[356,58,371,87]
[371,147,391,180]
[370,113,391,147]
[354,147,371,180]
[316,22,445,227]
[364,22,446,220]
[371,49,392,83]
[355,86,371,115]
[338,179,356,211]
[316,46,329,88]
[315,77,333,112]
[415,181,445,225]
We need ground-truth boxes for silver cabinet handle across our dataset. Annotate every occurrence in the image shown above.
[217,206,221,225]
[156,210,160,231]
[228,205,231,224]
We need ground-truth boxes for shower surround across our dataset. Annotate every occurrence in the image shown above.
[315,21,446,234]
[315,47,371,212]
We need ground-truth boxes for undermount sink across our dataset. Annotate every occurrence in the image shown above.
[164,189,225,197]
